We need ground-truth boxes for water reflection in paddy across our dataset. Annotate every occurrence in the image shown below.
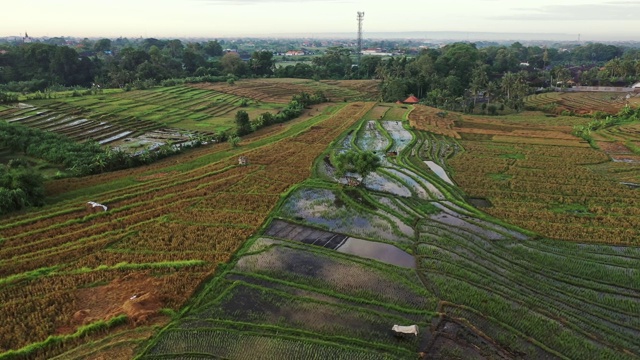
[424,161,454,185]
[337,237,415,269]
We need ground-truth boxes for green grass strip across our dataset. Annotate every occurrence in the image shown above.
[0,315,128,360]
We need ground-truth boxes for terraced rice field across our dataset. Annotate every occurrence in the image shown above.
[195,78,379,104]
[142,103,639,359]
[2,86,638,359]
[0,94,372,359]
[525,92,635,114]
[0,87,230,149]
[0,85,292,153]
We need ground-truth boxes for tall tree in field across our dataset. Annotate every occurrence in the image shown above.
[434,42,479,91]
[182,50,206,75]
[469,64,489,106]
[552,66,572,88]
[204,40,223,57]
[234,110,252,136]
[312,47,353,79]
[334,150,381,185]
[221,52,247,76]
[249,51,275,76]
[500,72,528,111]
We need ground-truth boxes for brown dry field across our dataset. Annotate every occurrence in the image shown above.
[190,78,379,104]
[365,104,391,119]
[527,91,637,115]
[598,141,634,154]
[437,104,640,244]
[0,100,375,359]
[409,105,582,141]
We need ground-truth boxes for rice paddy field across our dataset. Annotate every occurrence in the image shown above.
[0,80,376,359]
[198,78,379,104]
[525,91,640,115]
[142,102,639,359]
[1,84,639,359]
[0,85,284,153]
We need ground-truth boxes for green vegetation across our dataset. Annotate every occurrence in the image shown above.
[0,162,45,214]
[334,150,381,184]
[142,103,639,359]
[0,73,639,359]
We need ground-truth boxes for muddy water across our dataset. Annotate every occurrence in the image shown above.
[381,121,413,153]
[424,161,454,185]
[365,172,412,197]
[384,168,429,199]
[337,237,415,269]
[390,166,445,200]
[357,121,390,152]
[433,202,528,240]
[429,212,507,240]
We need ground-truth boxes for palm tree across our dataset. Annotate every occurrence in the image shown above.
[485,81,497,105]
[501,72,517,100]
[470,64,489,106]
[552,67,571,89]
[604,58,622,79]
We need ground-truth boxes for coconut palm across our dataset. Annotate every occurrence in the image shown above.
[469,64,489,106]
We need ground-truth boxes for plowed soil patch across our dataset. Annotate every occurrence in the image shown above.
[70,273,167,331]
[598,141,633,154]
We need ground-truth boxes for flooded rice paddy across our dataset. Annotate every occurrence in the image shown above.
[424,161,455,185]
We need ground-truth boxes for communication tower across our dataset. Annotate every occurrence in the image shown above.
[357,12,365,65]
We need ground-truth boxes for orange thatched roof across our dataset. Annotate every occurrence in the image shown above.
[403,95,419,104]
[395,100,403,104]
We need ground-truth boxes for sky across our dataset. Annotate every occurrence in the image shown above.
[2,0,640,41]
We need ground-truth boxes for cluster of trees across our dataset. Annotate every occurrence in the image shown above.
[571,57,640,86]
[371,42,640,112]
[0,162,45,215]
[0,121,108,175]
[0,39,278,93]
[235,91,328,136]
[0,121,209,177]
[371,42,535,111]
[2,38,640,107]
[334,150,381,185]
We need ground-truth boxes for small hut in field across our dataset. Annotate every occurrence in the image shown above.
[402,95,420,104]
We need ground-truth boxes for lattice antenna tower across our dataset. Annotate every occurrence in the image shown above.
[357,11,365,65]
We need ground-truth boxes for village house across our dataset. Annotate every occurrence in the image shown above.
[285,50,305,56]
[361,48,393,56]
[402,95,420,104]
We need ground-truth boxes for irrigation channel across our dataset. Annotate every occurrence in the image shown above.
[144,110,639,359]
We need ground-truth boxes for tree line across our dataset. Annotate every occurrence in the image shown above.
[0,120,213,178]
[2,39,640,98]
[0,38,273,94]
[366,42,640,112]
[234,91,328,137]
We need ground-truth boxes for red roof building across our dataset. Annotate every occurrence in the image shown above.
[402,95,420,104]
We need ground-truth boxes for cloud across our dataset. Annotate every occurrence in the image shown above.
[494,1,640,21]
